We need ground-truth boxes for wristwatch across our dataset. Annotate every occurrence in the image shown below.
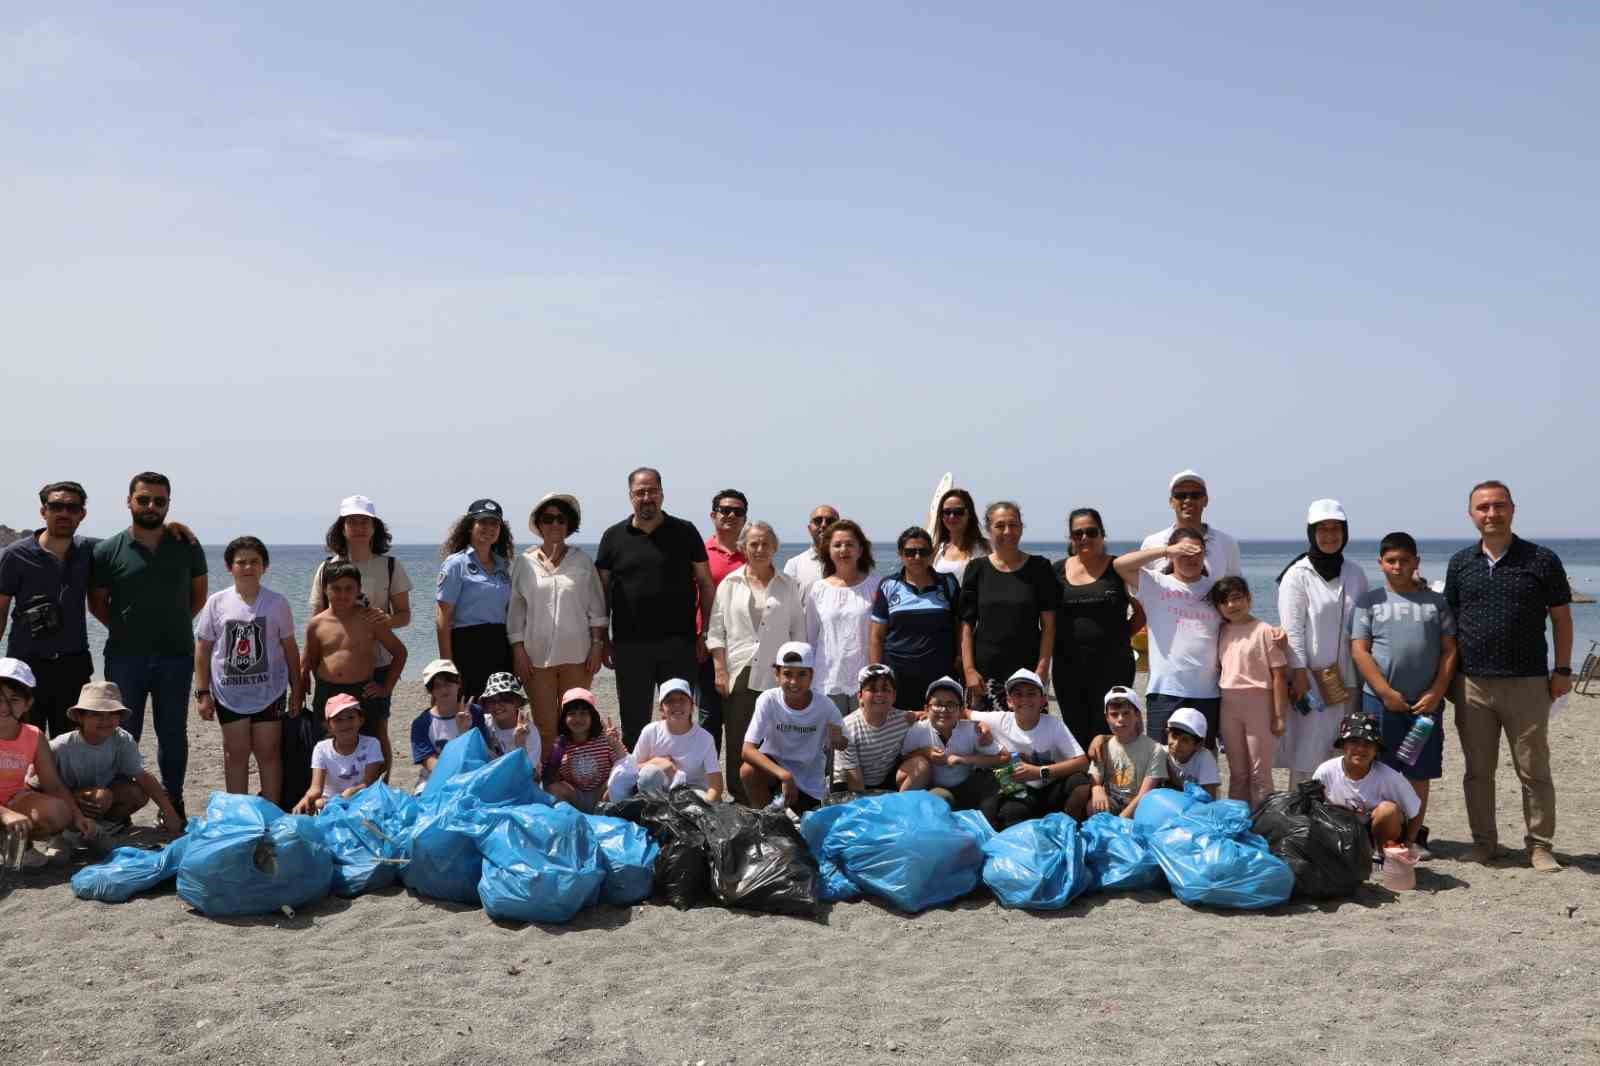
[194,689,210,699]
[1039,765,1052,781]
[1552,667,1572,676]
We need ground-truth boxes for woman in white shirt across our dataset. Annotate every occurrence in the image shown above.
[508,493,608,751]
[1277,499,1369,785]
[805,519,882,715]
[707,521,805,803]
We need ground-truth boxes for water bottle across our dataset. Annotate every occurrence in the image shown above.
[993,752,1028,799]
[1395,715,1437,766]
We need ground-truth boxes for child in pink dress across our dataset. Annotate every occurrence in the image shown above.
[1210,578,1290,807]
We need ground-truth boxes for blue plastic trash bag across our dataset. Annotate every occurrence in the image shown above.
[176,792,334,916]
[321,784,420,897]
[474,804,605,923]
[799,802,863,903]
[1132,784,1206,834]
[821,792,985,913]
[72,836,190,903]
[981,813,1090,910]
[403,749,548,904]
[587,814,659,906]
[950,808,996,848]
[420,728,491,805]
[1148,808,1294,910]
[1079,813,1164,893]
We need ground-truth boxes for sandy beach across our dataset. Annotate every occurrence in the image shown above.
[3,677,1597,1066]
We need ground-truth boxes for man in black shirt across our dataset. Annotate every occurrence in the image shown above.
[595,468,717,747]
[1443,480,1572,872]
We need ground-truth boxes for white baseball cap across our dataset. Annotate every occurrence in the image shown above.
[421,659,459,687]
[773,641,815,670]
[657,678,694,704]
[858,662,896,688]
[1004,668,1045,694]
[1103,685,1146,715]
[1167,707,1208,740]
[1168,470,1208,493]
[339,494,378,519]
[0,657,38,690]
[925,676,965,702]
[1306,498,1348,524]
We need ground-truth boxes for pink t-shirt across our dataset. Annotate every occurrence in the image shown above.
[696,536,747,633]
[1218,619,1288,690]
[0,723,41,806]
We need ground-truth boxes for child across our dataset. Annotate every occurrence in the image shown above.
[51,681,183,833]
[1163,706,1221,798]
[741,642,847,814]
[0,659,89,867]
[542,687,626,811]
[193,536,302,807]
[615,680,724,802]
[833,664,919,794]
[972,669,1089,831]
[477,672,542,776]
[408,658,485,792]
[900,676,1005,809]
[1069,686,1168,820]
[1350,532,1457,858]
[302,561,408,783]
[294,693,383,813]
[1209,576,1289,807]
[1314,713,1422,851]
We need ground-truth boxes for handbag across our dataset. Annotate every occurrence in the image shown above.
[1311,575,1350,706]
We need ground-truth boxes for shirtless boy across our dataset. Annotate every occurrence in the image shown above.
[302,563,407,780]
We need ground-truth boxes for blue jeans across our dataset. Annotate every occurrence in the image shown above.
[104,654,194,798]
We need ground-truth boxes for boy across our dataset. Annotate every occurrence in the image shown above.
[740,642,847,814]
[0,658,88,867]
[476,672,541,777]
[302,562,408,782]
[1163,706,1220,798]
[51,681,183,833]
[833,664,921,795]
[408,658,485,793]
[1351,532,1457,858]
[900,676,1005,809]
[1069,686,1168,820]
[294,693,382,813]
[1314,712,1422,850]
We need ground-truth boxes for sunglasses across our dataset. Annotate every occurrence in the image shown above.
[1172,491,1205,502]
[1069,527,1102,539]
[809,515,837,527]
[901,546,931,558]
[941,507,967,518]
[45,501,84,514]
[536,512,568,525]
[133,495,169,507]
[715,506,747,517]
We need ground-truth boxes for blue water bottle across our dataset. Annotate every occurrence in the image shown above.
[1395,715,1436,766]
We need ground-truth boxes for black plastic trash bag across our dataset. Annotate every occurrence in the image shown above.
[1251,780,1369,899]
[601,788,711,909]
[654,838,709,910]
[698,803,819,917]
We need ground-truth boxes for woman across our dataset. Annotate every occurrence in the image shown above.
[308,494,412,776]
[1053,508,1145,750]
[959,501,1060,712]
[508,493,607,750]
[931,488,990,583]
[1113,528,1223,745]
[436,499,514,704]
[869,527,961,711]
[706,520,805,803]
[1277,499,1369,786]
[804,519,882,714]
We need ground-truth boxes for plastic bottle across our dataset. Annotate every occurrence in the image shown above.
[993,753,1027,799]
[1395,715,1437,766]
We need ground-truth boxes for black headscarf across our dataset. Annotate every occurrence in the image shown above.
[1275,521,1348,584]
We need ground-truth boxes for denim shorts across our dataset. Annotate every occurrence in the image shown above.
[1370,693,1444,780]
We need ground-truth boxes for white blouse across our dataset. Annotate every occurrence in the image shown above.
[705,565,807,690]
[804,574,883,697]
[506,546,608,669]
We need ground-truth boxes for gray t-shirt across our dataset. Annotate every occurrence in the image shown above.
[50,728,144,790]
[1351,586,1456,702]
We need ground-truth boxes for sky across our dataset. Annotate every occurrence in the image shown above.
[4,2,1597,547]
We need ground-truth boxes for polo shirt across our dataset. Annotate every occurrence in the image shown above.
[595,513,709,641]
[436,549,512,628]
[1444,536,1570,678]
[869,569,960,682]
[92,530,209,657]
[698,535,746,632]
[0,531,95,658]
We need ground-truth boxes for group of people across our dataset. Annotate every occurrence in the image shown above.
[0,467,1576,875]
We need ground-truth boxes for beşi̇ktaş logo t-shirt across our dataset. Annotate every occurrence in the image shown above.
[744,688,844,800]
[195,586,294,713]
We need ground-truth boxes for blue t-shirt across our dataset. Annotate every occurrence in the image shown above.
[1351,585,1456,702]
[436,550,512,629]
[869,570,960,681]
[0,532,95,658]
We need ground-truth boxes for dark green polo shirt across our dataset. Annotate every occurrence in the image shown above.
[92,530,209,657]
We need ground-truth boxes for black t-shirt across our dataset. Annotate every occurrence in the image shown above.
[595,514,709,641]
[959,554,1062,680]
[0,532,96,658]
[1054,555,1132,656]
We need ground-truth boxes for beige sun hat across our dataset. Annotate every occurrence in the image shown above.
[71,680,130,717]
[528,492,582,535]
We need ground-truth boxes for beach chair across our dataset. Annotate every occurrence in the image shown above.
[1577,640,1600,696]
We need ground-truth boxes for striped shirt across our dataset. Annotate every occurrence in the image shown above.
[548,734,617,792]
[833,710,912,789]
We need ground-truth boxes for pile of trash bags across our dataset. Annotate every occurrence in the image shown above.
[1251,780,1370,899]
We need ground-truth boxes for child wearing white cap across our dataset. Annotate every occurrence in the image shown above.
[0,658,90,867]
[1068,686,1168,821]
[740,642,846,814]
[612,679,723,802]
[407,660,487,793]
[971,668,1089,830]
[832,664,920,795]
[1163,707,1220,798]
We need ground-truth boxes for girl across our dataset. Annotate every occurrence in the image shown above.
[0,659,88,867]
[543,687,626,811]
[294,693,382,814]
[1210,576,1290,807]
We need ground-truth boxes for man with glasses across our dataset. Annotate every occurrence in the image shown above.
[696,489,749,748]
[596,468,718,747]
[88,472,208,819]
[1139,470,1241,577]
[783,503,840,594]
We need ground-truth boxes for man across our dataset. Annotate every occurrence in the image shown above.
[595,468,717,748]
[782,503,839,593]
[1443,480,1572,873]
[0,482,97,738]
[89,472,208,819]
[696,488,749,747]
[1139,470,1241,577]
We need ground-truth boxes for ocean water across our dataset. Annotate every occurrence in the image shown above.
[77,538,1600,681]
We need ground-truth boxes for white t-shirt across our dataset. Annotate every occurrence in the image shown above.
[194,587,295,713]
[1169,748,1221,788]
[970,711,1084,790]
[1134,569,1222,698]
[805,575,882,697]
[901,719,999,788]
[632,721,722,788]
[782,549,826,595]
[1313,757,1421,821]
[312,735,384,798]
[486,722,542,773]
[744,688,845,800]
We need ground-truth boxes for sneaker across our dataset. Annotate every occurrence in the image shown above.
[1464,842,1502,864]
[1530,846,1563,873]
[42,832,79,861]
[19,844,48,871]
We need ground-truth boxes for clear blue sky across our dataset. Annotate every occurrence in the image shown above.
[4,3,1595,546]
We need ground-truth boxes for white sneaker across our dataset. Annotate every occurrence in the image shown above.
[20,844,49,870]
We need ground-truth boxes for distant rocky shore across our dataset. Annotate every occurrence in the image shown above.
[0,525,24,549]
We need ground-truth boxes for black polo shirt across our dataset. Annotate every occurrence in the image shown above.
[595,514,708,641]
[1443,536,1570,678]
[0,531,95,659]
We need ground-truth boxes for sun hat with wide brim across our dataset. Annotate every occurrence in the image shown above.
[71,680,130,717]
[528,492,582,534]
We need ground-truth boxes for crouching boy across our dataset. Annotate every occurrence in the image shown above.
[740,642,846,814]
[52,681,183,832]
[1314,713,1422,850]
[1069,686,1169,820]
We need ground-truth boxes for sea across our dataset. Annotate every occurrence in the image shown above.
[73,538,1600,682]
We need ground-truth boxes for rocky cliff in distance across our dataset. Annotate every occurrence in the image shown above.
[0,525,24,548]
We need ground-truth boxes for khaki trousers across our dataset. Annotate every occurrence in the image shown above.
[1452,674,1555,850]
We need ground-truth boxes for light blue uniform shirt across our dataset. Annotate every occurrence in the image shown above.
[436,549,512,628]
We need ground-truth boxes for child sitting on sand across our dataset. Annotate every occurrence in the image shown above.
[0,659,89,867]
[51,681,183,832]
[302,562,408,781]
[542,687,626,811]
[1069,686,1167,820]
[900,676,1005,810]
[477,672,542,776]
[294,694,383,813]
[741,643,846,814]
[1163,707,1221,798]
[1314,713,1422,851]
[611,680,723,802]
[408,658,485,793]
[833,664,919,794]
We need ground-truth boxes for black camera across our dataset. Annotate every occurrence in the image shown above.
[21,595,62,639]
